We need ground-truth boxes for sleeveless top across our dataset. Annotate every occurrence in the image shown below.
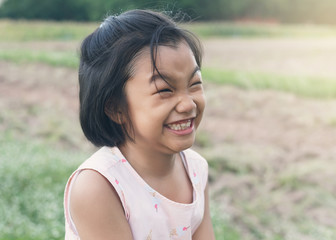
[64,146,208,239]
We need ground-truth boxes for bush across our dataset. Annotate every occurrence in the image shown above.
[1,0,336,23]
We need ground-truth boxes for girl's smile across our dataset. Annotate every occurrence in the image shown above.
[165,118,194,135]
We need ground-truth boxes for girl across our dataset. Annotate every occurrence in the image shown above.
[64,9,215,240]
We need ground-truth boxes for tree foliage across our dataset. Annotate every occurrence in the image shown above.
[0,0,336,24]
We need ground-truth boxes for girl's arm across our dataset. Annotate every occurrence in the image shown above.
[70,170,133,240]
[192,184,216,240]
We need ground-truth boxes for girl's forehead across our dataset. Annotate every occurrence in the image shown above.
[128,41,197,85]
[133,41,192,67]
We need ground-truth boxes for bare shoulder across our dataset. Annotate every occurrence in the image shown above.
[71,169,115,202]
[70,169,133,240]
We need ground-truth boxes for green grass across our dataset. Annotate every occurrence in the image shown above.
[2,19,336,42]
[185,22,336,38]
[0,132,86,240]
[211,205,241,240]
[201,144,336,240]
[202,67,336,99]
[0,20,96,41]
[0,49,78,68]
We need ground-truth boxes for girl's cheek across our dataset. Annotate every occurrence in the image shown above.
[197,92,206,110]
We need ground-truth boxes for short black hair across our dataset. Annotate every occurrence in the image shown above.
[79,9,203,147]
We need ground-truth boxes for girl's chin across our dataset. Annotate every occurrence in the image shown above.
[169,139,195,153]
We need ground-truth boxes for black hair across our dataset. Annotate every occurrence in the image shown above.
[79,9,203,147]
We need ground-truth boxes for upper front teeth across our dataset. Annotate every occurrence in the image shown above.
[168,120,191,131]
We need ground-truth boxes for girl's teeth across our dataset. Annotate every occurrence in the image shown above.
[168,120,191,131]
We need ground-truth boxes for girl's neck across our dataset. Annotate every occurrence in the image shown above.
[119,143,178,179]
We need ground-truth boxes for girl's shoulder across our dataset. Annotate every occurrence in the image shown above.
[68,158,133,239]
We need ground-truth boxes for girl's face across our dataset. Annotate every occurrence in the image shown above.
[123,41,205,155]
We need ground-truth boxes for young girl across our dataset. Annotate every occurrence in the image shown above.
[64,9,215,240]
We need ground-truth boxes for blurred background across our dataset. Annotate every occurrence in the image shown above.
[1,0,336,239]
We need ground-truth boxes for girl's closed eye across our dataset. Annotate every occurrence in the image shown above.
[191,80,202,86]
[158,88,173,93]
[190,79,203,90]
[153,79,174,96]
[157,87,173,98]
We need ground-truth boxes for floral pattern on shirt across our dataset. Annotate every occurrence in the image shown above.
[170,226,190,239]
[145,185,161,212]
[146,229,152,240]
[114,177,129,218]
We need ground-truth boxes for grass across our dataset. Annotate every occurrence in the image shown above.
[185,21,336,38]
[2,19,336,42]
[0,20,97,41]
[203,146,336,240]
[186,22,336,38]
[211,205,241,240]
[202,68,336,99]
[0,49,78,68]
[0,132,86,240]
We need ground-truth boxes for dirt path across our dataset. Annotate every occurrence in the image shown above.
[203,37,336,78]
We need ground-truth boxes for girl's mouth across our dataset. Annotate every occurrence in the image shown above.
[167,119,192,131]
[166,118,194,135]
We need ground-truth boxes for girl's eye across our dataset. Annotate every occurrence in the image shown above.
[158,88,172,93]
[191,81,203,87]
[156,88,173,98]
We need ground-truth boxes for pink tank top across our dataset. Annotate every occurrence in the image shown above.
[64,146,208,239]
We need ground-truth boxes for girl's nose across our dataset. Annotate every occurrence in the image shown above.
[176,94,196,114]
